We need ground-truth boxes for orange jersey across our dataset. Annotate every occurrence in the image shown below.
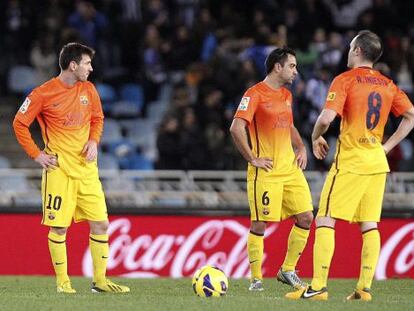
[234,81,298,181]
[325,67,413,174]
[13,77,104,179]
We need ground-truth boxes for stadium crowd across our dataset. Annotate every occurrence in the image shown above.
[1,0,413,171]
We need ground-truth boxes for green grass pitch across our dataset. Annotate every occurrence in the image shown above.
[1,276,413,311]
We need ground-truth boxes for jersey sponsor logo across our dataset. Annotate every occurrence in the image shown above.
[80,95,89,105]
[19,97,31,114]
[238,97,250,111]
[63,112,84,127]
[358,137,377,144]
[327,92,336,101]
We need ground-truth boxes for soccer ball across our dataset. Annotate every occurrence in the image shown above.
[192,265,228,297]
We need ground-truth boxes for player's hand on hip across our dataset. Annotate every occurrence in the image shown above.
[35,151,58,170]
[82,140,98,162]
[294,146,307,169]
[250,157,273,172]
[312,136,329,160]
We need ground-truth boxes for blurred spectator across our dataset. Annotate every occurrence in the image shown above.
[142,24,167,106]
[391,36,414,93]
[305,66,331,123]
[180,107,208,169]
[166,25,197,73]
[323,0,372,30]
[174,0,201,27]
[1,0,413,170]
[156,115,183,169]
[320,32,343,71]
[2,0,31,63]
[30,35,57,83]
[68,1,108,48]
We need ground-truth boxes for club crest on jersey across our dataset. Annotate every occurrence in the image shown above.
[327,92,336,101]
[80,95,89,105]
[286,100,291,107]
[238,97,250,111]
[19,97,31,114]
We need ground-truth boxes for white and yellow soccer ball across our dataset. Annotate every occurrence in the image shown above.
[192,265,228,297]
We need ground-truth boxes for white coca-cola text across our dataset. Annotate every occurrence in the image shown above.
[82,218,278,278]
[376,223,414,280]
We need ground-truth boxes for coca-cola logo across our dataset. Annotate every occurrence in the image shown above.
[82,219,278,278]
[376,223,414,280]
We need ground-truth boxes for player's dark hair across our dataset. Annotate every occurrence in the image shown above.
[59,42,95,70]
[265,47,296,75]
[354,30,383,63]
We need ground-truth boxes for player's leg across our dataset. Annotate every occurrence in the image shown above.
[88,220,129,293]
[278,171,313,289]
[88,220,109,284]
[347,173,385,301]
[48,227,76,293]
[310,216,336,291]
[248,221,266,291]
[76,178,129,293]
[285,216,334,300]
[358,222,380,293]
[345,222,378,301]
[286,169,365,300]
[246,180,283,291]
[42,168,77,293]
[312,170,365,292]
[277,212,313,289]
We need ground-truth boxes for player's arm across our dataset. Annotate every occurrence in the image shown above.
[383,107,414,154]
[312,75,347,160]
[83,84,104,161]
[13,95,57,170]
[290,125,307,169]
[311,108,337,160]
[229,118,273,172]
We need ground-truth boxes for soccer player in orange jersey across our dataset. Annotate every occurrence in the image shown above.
[13,43,130,294]
[286,31,414,301]
[230,48,314,291]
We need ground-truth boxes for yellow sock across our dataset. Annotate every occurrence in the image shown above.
[357,229,380,290]
[48,231,69,285]
[247,231,264,280]
[282,224,310,271]
[311,227,335,290]
[89,234,109,283]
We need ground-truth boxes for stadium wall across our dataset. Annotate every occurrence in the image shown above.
[1,214,413,279]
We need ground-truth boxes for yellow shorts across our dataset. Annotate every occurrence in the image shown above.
[318,169,386,222]
[247,170,313,222]
[41,167,108,227]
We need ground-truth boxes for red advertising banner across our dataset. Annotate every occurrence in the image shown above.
[0,214,413,279]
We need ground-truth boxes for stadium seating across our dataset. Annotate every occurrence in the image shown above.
[109,100,142,118]
[8,66,37,94]
[100,118,123,145]
[96,82,117,113]
[119,153,154,170]
[120,83,144,104]
[0,156,11,169]
[98,153,119,170]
